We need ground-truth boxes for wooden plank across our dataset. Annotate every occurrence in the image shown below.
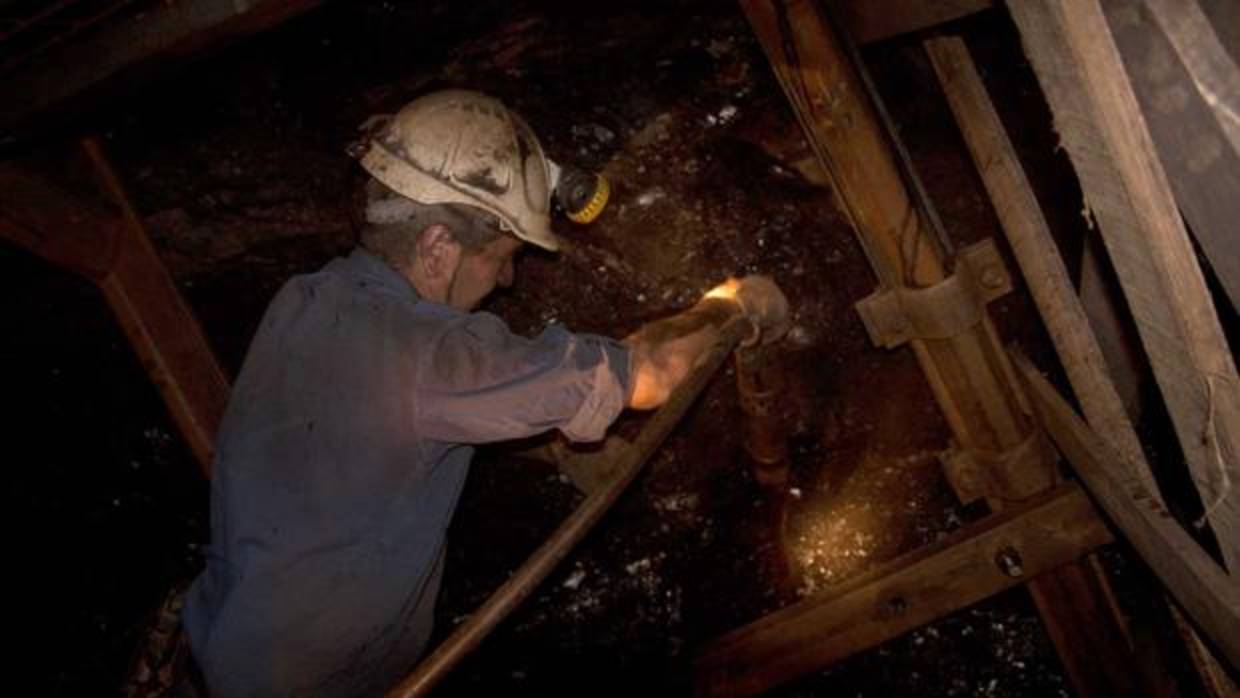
[82,138,230,474]
[0,0,322,131]
[694,484,1113,698]
[1007,0,1240,573]
[0,165,119,281]
[1105,0,1240,312]
[0,156,228,474]
[925,36,1234,695]
[1140,0,1240,156]
[741,6,1144,694]
[738,0,945,290]
[925,35,1159,501]
[1015,355,1240,669]
[1079,239,1146,422]
[838,0,992,45]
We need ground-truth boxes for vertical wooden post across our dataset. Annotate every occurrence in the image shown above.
[737,1,1146,694]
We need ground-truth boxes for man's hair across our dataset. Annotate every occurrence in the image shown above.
[359,178,505,270]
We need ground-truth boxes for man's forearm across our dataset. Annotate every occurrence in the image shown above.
[623,298,743,409]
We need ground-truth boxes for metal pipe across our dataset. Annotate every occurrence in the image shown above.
[735,343,789,487]
[386,317,753,698]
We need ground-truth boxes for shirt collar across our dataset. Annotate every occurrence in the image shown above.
[333,248,420,300]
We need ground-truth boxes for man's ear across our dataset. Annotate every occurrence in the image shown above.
[415,223,462,284]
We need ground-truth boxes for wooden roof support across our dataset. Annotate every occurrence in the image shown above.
[695,484,1113,698]
[0,146,229,474]
[1006,0,1240,574]
[735,3,1147,695]
[924,34,1160,517]
[1105,0,1240,314]
[837,0,992,45]
[925,36,1234,692]
[0,0,322,133]
[1016,356,1240,669]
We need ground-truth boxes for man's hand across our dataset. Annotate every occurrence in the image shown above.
[706,275,790,346]
[624,276,790,409]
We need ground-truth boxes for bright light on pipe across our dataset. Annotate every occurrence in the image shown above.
[703,278,741,302]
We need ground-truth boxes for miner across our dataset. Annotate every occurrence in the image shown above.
[182,89,788,696]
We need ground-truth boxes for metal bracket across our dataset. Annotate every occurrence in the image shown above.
[939,430,1059,505]
[855,239,1012,348]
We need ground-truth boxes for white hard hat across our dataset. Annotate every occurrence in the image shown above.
[358,89,560,251]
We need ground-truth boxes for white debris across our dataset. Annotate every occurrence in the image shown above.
[592,124,615,143]
[636,188,665,207]
[625,558,652,575]
[788,487,802,499]
[655,493,698,513]
[563,568,586,590]
[705,38,732,58]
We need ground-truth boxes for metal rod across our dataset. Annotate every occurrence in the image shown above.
[386,317,752,698]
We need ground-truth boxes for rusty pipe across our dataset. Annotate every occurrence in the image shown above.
[386,317,752,698]
[735,343,789,488]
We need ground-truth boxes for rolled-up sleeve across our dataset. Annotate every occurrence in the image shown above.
[414,311,631,444]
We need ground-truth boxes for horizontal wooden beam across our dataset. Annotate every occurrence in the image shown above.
[1015,354,1240,669]
[837,0,993,44]
[0,0,322,131]
[694,484,1112,698]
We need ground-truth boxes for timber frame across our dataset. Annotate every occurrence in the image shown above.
[0,1,1237,696]
[699,1,1239,697]
[699,1,1240,698]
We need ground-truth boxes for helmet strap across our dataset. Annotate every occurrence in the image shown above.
[443,255,464,309]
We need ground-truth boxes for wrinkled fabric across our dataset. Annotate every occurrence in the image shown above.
[183,248,630,697]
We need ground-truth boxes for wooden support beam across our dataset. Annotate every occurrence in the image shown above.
[927,35,1232,696]
[740,4,1147,694]
[694,484,1113,698]
[1079,240,1146,423]
[1104,0,1240,313]
[1006,0,1240,573]
[738,0,1043,486]
[0,0,323,132]
[837,0,992,45]
[1015,355,1240,669]
[0,157,228,474]
[738,0,944,290]
[925,34,1159,505]
[0,165,120,281]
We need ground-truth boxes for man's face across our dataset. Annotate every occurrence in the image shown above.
[447,235,523,311]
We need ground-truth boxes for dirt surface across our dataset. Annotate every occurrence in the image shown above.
[5,2,1189,696]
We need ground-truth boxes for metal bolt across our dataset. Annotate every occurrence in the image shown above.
[886,596,908,616]
[980,266,1005,290]
[995,546,1024,578]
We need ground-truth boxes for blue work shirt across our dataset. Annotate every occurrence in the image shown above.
[183,248,631,697]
